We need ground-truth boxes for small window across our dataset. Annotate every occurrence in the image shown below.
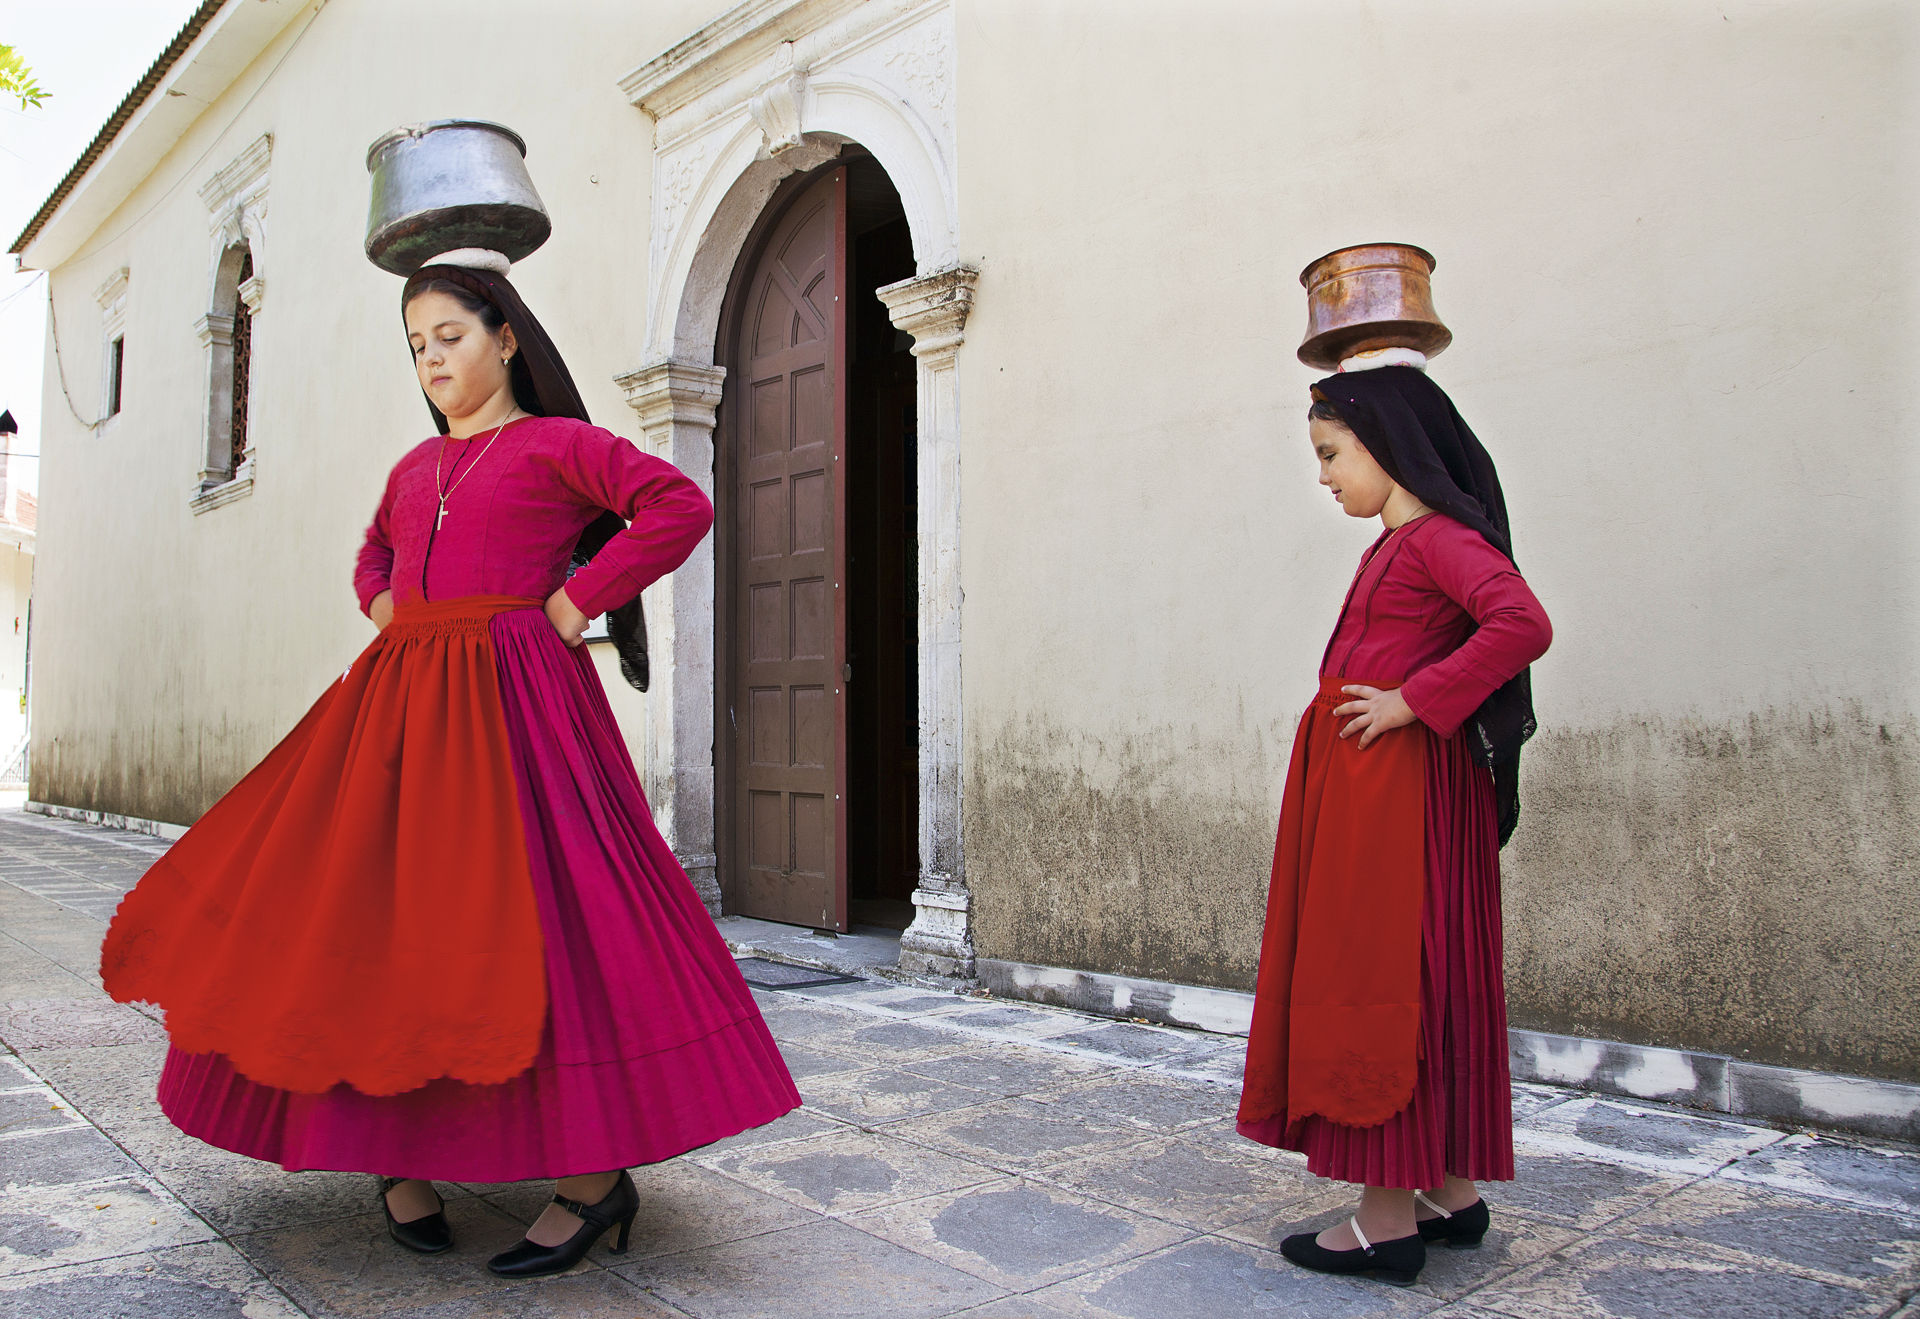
[106,336,125,418]
[230,250,253,472]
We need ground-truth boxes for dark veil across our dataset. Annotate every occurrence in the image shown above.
[1313,366,1536,844]
[402,263,649,692]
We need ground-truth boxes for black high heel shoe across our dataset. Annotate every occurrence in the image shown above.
[1280,1216,1425,1287]
[379,1176,453,1254]
[1414,1190,1489,1247]
[487,1169,639,1279]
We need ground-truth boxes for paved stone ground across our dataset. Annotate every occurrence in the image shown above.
[1,806,1916,1319]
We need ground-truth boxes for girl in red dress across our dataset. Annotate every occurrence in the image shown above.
[101,254,799,1277]
[1237,366,1552,1286]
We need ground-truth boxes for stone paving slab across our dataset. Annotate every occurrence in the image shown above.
[0,998,165,1051]
[844,1176,1193,1293]
[0,1239,306,1318]
[0,807,1916,1319]
[1464,1232,1893,1319]
[617,1216,1007,1319]
[1038,1133,1323,1234]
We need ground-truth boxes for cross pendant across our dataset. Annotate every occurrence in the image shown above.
[436,499,448,529]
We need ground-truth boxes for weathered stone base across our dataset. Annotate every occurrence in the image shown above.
[1513,1028,1920,1145]
[976,957,1256,1037]
[976,955,1920,1143]
[26,800,188,842]
[897,883,975,979]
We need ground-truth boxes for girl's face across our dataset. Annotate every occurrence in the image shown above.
[1310,416,1396,519]
[404,290,517,423]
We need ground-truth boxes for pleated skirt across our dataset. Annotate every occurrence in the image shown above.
[1237,701,1514,1188]
[104,596,800,1180]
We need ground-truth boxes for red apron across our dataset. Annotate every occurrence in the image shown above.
[101,597,549,1097]
[1238,675,1428,1130]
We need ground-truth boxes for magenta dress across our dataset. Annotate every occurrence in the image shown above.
[129,415,799,1180]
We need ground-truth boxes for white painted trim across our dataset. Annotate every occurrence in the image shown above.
[879,265,977,977]
[617,0,967,957]
[614,359,727,916]
[25,799,188,842]
[189,473,254,516]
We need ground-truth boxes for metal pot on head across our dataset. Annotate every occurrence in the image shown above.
[1297,243,1451,371]
[364,120,551,275]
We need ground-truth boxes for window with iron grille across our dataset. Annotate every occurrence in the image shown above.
[230,250,252,473]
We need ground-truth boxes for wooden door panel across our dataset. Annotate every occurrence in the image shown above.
[791,471,828,554]
[749,378,789,457]
[727,169,849,930]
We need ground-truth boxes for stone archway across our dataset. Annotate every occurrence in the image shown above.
[616,0,976,977]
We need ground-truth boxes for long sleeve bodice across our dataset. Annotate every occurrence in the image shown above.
[1320,512,1552,739]
[354,415,713,618]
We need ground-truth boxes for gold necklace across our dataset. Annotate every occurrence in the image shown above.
[433,411,519,529]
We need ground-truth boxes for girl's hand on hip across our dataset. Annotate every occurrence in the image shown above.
[1334,684,1417,748]
[369,590,394,632]
[545,587,592,648]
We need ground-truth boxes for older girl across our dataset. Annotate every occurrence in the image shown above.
[1237,366,1551,1286]
[102,254,798,1278]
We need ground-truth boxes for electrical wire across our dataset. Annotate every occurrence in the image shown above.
[24,0,333,435]
[0,270,46,313]
[46,287,104,430]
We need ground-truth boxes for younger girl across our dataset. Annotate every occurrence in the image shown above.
[1237,365,1551,1286]
[101,253,799,1278]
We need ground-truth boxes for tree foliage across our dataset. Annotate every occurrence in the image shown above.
[1,44,49,110]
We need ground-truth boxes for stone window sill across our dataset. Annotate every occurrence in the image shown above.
[190,475,254,515]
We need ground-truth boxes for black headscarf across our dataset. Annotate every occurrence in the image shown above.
[402,262,649,691]
[1313,366,1536,844]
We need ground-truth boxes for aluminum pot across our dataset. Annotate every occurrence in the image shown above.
[1297,243,1451,371]
[365,120,550,276]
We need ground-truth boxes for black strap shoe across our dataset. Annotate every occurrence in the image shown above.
[1280,1216,1425,1287]
[1414,1190,1489,1247]
[487,1169,640,1279]
[379,1176,453,1254]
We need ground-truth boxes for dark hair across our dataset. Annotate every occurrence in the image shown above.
[404,276,505,332]
[1308,397,1347,425]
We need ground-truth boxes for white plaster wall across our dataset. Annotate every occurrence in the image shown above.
[956,0,1914,757]
[953,0,1920,1079]
[28,0,717,821]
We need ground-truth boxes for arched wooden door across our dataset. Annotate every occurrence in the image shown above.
[723,166,850,929]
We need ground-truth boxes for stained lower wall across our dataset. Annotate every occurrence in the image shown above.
[1501,709,1919,1083]
[966,705,1920,1085]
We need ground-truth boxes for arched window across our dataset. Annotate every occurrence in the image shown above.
[192,135,268,515]
[194,241,254,499]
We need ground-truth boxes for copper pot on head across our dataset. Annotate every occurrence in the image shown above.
[1297,243,1451,371]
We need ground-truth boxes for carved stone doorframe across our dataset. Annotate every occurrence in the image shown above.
[618,0,978,975]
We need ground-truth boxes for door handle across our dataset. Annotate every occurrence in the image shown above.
[842,663,853,683]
